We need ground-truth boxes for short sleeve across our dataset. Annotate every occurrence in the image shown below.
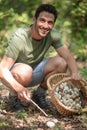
[51,28,63,49]
[5,31,23,60]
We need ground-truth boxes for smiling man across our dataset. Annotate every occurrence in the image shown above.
[0,4,81,111]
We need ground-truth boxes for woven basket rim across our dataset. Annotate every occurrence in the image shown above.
[47,73,69,91]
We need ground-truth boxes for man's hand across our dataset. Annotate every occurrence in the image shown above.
[17,88,31,101]
[71,72,82,80]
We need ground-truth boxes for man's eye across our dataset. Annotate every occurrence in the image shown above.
[40,19,44,22]
[48,21,54,25]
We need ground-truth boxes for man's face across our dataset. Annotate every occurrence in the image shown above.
[34,11,55,38]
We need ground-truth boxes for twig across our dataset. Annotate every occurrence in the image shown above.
[30,99,48,117]
[0,109,14,115]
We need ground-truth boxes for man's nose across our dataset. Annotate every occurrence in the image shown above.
[43,22,49,28]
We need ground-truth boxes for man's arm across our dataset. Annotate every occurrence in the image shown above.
[56,45,81,80]
[0,55,30,101]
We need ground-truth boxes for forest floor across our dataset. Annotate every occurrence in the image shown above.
[0,61,87,130]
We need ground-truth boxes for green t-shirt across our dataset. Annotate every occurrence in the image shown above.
[5,26,63,67]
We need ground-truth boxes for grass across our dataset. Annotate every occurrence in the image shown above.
[16,110,27,119]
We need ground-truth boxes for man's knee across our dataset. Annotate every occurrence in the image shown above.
[56,57,67,72]
[45,56,67,74]
[42,56,67,89]
[11,63,33,86]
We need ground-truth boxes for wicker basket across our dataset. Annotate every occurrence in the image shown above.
[47,73,87,116]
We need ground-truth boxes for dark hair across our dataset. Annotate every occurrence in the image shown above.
[35,4,58,22]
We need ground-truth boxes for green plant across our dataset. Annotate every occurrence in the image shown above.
[0,121,8,127]
[16,110,27,119]
[79,68,87,80]
[54,124,64,130]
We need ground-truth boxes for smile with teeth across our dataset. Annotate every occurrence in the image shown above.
[40,28,49,34]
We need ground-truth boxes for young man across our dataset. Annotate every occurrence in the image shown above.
[0,4,81,111]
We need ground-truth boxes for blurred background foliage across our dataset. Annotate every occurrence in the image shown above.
[0,0,87,78]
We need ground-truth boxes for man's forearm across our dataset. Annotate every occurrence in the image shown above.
[1,68,24,94]
[66,55,78,75]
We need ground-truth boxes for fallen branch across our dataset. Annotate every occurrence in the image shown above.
[30,99,48,117]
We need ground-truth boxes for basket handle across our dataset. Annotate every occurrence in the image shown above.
[47,81,54,91]
[55,77,87,88]
[47,73,68,92]
[47,78,57,92]
[47,75,87,92]
[47,77,72,91]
